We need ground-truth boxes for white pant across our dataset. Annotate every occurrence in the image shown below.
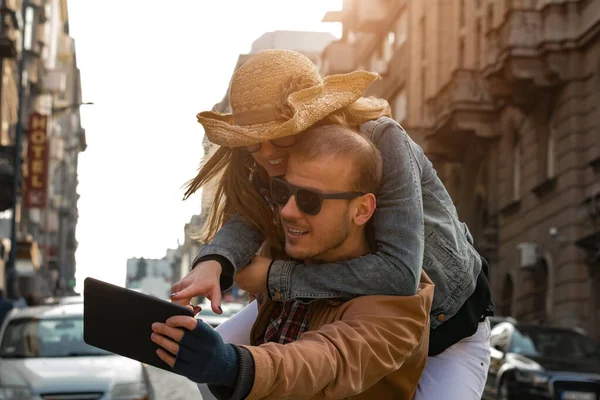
[198,302,491,400]
[414,318,491,400]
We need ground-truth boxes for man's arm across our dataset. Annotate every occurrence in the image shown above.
[268,118,425,301]
[241,283,433,399]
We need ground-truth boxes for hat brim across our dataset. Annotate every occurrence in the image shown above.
[197,71,380,148]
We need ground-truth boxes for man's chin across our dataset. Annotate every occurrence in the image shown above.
[285,244,312,261]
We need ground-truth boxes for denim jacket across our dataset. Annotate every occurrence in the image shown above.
[194,117,482,328]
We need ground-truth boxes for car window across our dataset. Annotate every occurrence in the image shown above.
[510,326,599,360]
[0,317,110,358]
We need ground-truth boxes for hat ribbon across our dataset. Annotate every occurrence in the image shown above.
[232,105,281,126]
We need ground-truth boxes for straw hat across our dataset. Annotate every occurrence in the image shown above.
[197,49,380,148]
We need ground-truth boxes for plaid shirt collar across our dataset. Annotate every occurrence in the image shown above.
[261,300,310,344]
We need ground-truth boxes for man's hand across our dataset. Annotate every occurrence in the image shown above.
[170,260,223,314]
[234,256,272,296]
[151,316,239,385]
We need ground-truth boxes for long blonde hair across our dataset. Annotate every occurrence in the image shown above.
[183,97,392,246]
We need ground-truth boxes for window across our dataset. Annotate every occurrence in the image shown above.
[346,30,356,45]
[547,127,556,178]
[458,37,465,68]
[23,6,35,51]
[499,274,515,317]
[459,0,466,28]
[475,19,482,68]
[395,12,408,47]
[392,90,407,123]
[0,317,110,358]
[513,135,521,201]
[420,17,426,61]
[487,3,495,31]
[421,67,427,121]
[533,260,550,321]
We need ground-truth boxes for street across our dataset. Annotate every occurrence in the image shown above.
[146,365,203,400]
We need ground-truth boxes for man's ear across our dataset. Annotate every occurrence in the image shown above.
[352,193,377,226]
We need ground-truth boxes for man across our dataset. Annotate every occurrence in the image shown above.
[151,125,434,399]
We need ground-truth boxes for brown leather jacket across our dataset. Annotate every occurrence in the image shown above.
[241,272,434,399]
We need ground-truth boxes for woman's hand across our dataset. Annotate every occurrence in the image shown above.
[235,256,272,296]
[170,260,223,314]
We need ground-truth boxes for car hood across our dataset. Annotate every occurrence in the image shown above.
[0,355,145,393]
[514,353,600,375]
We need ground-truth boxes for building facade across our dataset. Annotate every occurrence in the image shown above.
[0,0,86,298]
[321,0,600,338]
[126,257,173,300]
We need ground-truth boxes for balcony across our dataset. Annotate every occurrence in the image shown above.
[0,1,18,58]
[483,3,598,106]
[354,0,395,32]
[365,42,408,99]
[322,0,399,32]
[320,40,355,75]
[425,69,496,161]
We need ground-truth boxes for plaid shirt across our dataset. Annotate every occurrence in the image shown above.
[262,300,310,344]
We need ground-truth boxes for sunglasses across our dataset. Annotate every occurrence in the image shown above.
[246,136,296,153]
[270,177,365,216]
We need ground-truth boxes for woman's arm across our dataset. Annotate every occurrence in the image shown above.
[267,118,425,301]
[192,215,265,290]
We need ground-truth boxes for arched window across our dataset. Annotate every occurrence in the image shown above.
[513,134,521,201]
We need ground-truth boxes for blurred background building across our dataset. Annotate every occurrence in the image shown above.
[161,0,599,338]
[125,257,173,300]
[319,0,600,338]
[0,0,87,299]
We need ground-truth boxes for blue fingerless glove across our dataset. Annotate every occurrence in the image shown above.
[172,319,239,386]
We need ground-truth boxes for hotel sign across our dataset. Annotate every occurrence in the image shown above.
[25,112,49,208]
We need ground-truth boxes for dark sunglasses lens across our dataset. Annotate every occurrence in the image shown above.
[247,143,261,153]
[271,179,291,206]
[296,189,322,215]
[271,136,296,148]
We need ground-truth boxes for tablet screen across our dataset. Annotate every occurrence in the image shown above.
[83,277,194,372]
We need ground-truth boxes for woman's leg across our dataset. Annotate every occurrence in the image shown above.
[414,319,491,400]
[197,301,259,399]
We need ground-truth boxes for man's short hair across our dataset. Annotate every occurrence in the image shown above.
[294,125,383,194]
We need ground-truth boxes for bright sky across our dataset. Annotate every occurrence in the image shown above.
[67,0,342,292]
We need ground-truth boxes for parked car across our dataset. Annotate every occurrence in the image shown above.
[0,303,154,400]
[489,316,518,328]
[484,321,600,400]
[196,304,233,328]
[43,295,84,306]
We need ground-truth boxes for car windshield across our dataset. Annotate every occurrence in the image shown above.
[0,317,111,358]
[510,326,599,360]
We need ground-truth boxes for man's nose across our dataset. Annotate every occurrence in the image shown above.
[280,194,302,219]
[258,141,277,158]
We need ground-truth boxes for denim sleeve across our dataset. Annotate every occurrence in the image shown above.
[192,215,264,290]
[267,120,425,302]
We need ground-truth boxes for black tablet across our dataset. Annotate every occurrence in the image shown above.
[83,277,194,371]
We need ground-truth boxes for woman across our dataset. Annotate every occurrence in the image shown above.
[172,49,493,399]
